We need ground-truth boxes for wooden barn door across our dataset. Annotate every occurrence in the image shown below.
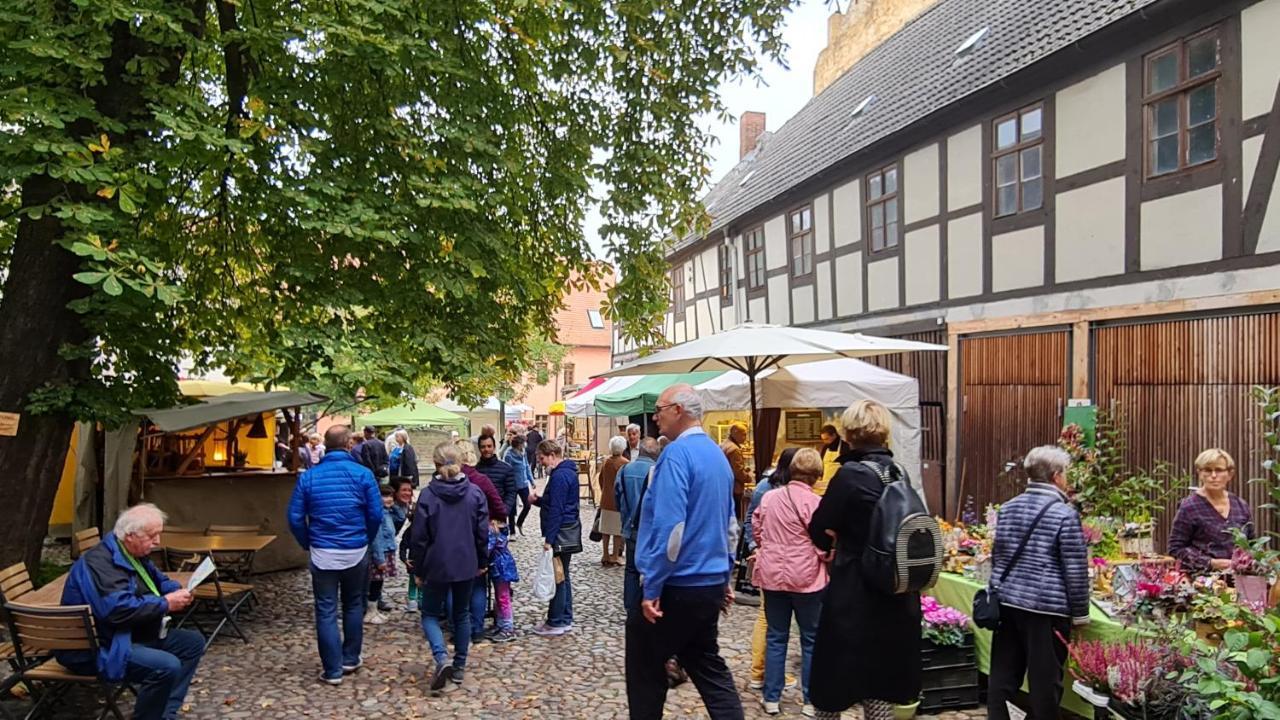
[1093,310,1280,544]
[958,329,1071,514]
[868,329,948,514]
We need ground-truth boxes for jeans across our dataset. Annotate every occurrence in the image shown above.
[420,579,474,668]
[623,539,641,623]
[125,628,205,720]
[310,556,369,680]
[762,589,823,703]
[988,607,1071,720]
[471,575,489,636]
[368,579,384,603]
[625,583,743,720]
[547,552,574,627]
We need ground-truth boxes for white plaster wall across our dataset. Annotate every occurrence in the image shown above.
[721,301,739,331]
[1242,135,1280,253]
[947,214,983,299]
[768,275,790,324]
[814,193,831,254]
[835,252,863,317]
[673,319,686,344]
[764,215,787,270]
[833,179,862,247]
[1140,186,1223,270]
[905,225,941,305]
[1243,0,1280,119]
[1246,136,1263,210]
[792,287,816,324]
[1056,64,1127,177]
[1056,177,1126,283]
[947,125,982,211]
[817,261,833,320]
[991,226,1045,293]
[748,297,767,323]
[697,247,718,294]
[867,257,900,311]
[904,143,940,224]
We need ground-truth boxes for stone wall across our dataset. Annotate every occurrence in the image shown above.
[813,0,941,95]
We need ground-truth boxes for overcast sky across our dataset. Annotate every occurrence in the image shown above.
[585,0,834,258]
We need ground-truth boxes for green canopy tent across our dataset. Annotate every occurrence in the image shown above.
[592,371,726,417]
[359,401,465,429]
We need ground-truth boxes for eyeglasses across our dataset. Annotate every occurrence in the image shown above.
[653,403,678,415]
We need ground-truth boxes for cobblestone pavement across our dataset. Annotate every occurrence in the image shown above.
[13,506,987,719]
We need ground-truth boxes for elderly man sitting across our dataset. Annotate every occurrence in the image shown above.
[59,503,202,720]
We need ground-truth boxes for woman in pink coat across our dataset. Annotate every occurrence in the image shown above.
[752,447,829,716]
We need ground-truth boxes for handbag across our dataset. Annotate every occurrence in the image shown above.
[589,508,603,543]
[554,518,584,554]
[972,501,1056,631]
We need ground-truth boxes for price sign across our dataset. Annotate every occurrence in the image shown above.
[784,410,823,442]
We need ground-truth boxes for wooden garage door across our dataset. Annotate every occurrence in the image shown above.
[868,329,948,514]
[959,329,1071,514]
[1094,310,1280,543]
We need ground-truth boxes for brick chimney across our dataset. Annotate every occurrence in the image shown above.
[739,111,766,160]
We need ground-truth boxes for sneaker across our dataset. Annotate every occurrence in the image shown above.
[377,600,392,612]
[491,628,518,643]
[430,665,451,692]
[367,610,386,626]
[531,623,570,636]
[802,704,816,717]
[404,602,418,614]
[341,657,363,674]
[319,673,342,686]
[749,679,765,690]
[449,667,465,684]
[761,700,780,715]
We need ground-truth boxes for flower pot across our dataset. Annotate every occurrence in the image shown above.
[892,701,920,720]
[1119,534,1154,557]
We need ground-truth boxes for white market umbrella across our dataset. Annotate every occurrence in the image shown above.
[596,322,946,476]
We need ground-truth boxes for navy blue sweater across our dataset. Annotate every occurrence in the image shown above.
[536,459,580,545]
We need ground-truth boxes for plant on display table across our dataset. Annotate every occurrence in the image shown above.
[1058,412,1173,538]
[1065,636,1199,720]
[920,596,971,647]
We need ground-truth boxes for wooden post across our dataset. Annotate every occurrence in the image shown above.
[1071,320,1090,400]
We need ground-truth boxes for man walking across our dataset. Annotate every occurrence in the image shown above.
[360,426,390,483]
[615,437,659,621]
[288,425,384,685]
[526,423,545,478]
[627,384,742,720]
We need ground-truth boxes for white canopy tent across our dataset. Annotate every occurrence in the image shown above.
[563,375,642,417]
[694,358,924,490]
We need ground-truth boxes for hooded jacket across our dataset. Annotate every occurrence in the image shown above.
[57,533,182,681]
[408,473,489,584]
[287,450,383,551]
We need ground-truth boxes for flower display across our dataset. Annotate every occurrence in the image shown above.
[921,596,970,647]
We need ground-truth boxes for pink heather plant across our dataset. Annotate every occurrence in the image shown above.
[921,596,971,647]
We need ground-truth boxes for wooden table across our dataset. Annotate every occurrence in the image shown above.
[24,571,195,606]
[161,534,276,553]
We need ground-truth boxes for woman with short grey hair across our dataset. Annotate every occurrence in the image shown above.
[986,445,1089,720]
[597,435,630,566]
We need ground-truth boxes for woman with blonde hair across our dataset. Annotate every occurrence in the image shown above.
[751,447,828,716]
[806,400,920,720]
[597,436,629,566]
[1169,448,1254,573]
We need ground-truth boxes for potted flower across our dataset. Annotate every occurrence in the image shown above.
[918,596,979,712]
[1065,638,1187,720]
[921,595,970,648]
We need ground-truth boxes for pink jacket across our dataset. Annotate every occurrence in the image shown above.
[751,483,828,593]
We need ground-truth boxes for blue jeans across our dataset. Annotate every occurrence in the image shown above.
[420,579,473,668]
[547,552,573,627]
[762,589,823,703]
[623,539,641,622]
[310,556,369,680]
[125,628,205,720]
[471,575,488,636]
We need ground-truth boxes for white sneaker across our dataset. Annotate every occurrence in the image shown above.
[367,610,386,625]
[318,673,342,686]
[749,679,765,690]
[802,704,816,717]
[761,700,780,715]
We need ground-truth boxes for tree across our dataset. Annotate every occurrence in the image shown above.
[0,0,795,570]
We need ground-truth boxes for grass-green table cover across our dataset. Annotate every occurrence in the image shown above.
[927,572,1134,717]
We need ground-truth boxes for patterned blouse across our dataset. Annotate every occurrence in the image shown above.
[1168,492,1254,572]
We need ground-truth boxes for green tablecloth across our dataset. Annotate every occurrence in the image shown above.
[927,573,1133,717]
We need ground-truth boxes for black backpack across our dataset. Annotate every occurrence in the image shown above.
[856,460,943,595]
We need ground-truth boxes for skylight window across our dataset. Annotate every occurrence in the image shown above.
[851,94,876,118]
[587,309,604,329]
[955,27,990,56]
[738,170,756,187]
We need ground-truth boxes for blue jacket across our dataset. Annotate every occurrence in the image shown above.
[58,534,182,682]
[743,477,775,553]
[287,451,383,551]
[371,507,398,560]
[504,448,534,490]
[537,459,580,545]
[477,455,517,521]
[615,456,655,542]
[991,483,1090,621]
[637,428,736,600]
[408,474,489,584]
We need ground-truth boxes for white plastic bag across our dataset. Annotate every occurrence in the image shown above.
[532,548,556,602]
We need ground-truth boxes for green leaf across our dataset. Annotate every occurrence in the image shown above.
[71,271,107,285]
[117,186,138,215]
[101,275,123,296]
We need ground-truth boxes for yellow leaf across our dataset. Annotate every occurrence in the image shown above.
[96,186,116,199]
[88,133,110,153]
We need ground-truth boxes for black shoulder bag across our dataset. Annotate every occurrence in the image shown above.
[972,501,1056,631]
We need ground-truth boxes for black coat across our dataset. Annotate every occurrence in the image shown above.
[398,444,420,487]
[807,446,922,709]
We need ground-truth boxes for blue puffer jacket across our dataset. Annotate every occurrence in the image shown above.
[288,451,383,551]
[991,483,1090,621]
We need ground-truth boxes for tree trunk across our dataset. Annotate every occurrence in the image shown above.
[0,175,89,573]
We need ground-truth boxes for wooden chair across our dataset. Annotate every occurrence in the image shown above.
[159,526,206,572]
[0,563,34,720]
[71,528,100,558]
[3,603,131,720]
